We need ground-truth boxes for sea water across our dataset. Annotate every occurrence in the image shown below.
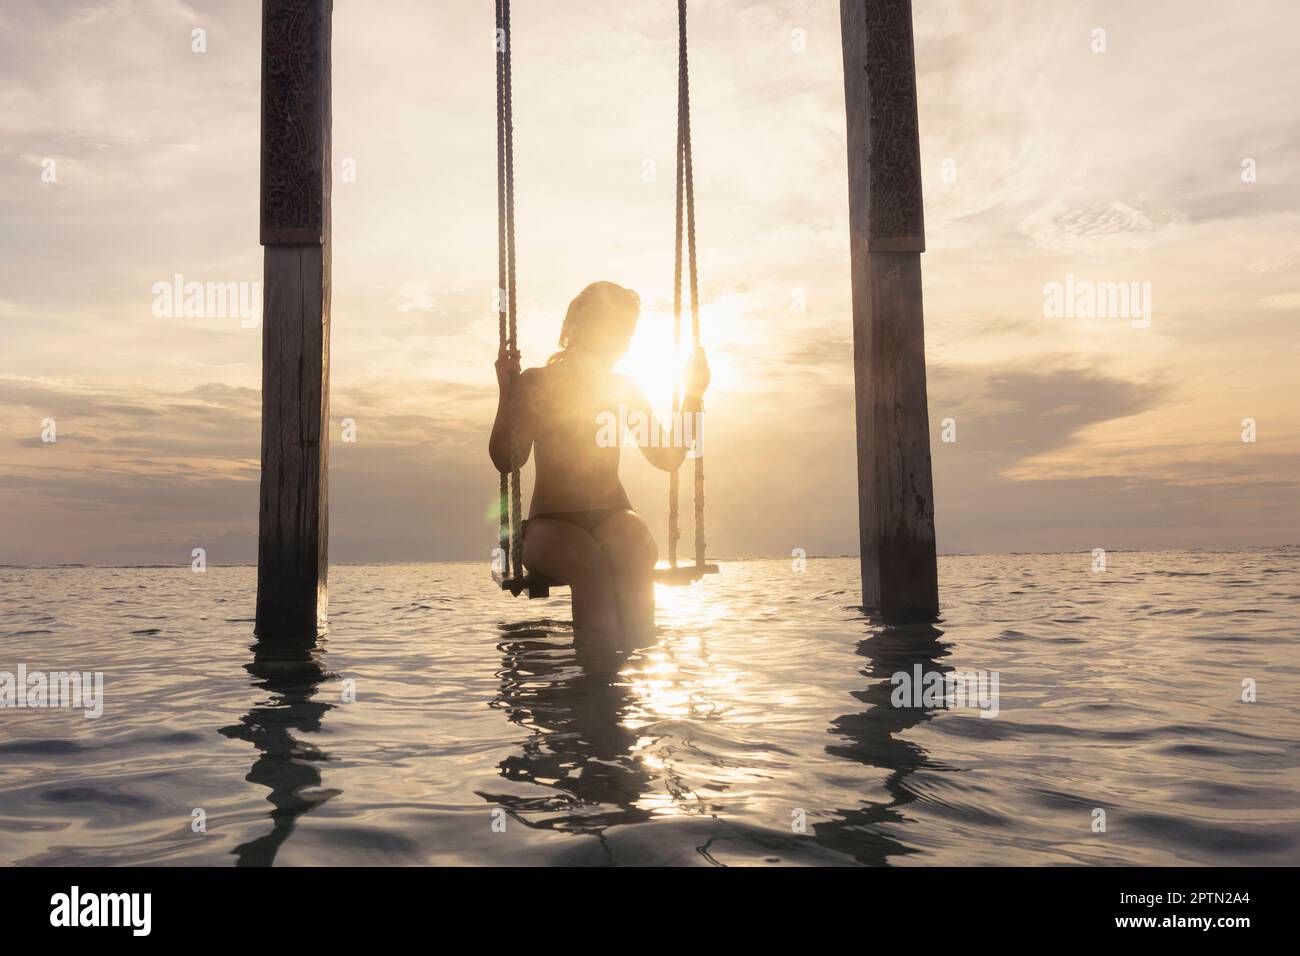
[1,549,1297,866]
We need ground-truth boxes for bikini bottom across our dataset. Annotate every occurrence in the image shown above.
[522,508,630,539]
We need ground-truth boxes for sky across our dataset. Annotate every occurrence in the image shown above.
[0,0,1297,566]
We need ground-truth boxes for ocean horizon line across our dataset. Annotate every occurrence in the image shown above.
[1,542,1294,571]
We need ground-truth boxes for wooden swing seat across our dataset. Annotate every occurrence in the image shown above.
[495,563,719,599]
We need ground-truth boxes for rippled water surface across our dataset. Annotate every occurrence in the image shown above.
[2,549,1298,866]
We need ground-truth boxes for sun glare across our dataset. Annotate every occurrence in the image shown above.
[615,309,687,415]
[615,299,741,416]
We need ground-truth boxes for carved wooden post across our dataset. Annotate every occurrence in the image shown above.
[255,0,332,638]
[839,0,939,621]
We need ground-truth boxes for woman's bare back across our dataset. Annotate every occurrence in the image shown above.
[517,362,633,516]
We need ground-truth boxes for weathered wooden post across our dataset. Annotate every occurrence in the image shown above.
[839,0,939,621]
[255,0,332,638]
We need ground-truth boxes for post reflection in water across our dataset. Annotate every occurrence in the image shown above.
[814,621,953,865]
[478,624,656,838]
[219,637,340,867]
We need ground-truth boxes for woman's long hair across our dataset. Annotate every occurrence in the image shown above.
[547,281,641,365]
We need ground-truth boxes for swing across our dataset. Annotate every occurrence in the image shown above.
[492,0,719,600]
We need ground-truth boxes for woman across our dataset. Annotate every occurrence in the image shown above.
[490,281,709,644]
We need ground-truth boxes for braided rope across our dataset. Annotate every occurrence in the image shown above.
[668,0,705,570]
[668,0,687,570]
[502,0,523,579]
[679,0,705,569]
[495,0,510,579]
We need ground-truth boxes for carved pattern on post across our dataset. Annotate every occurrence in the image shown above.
[862,0,924,251]
[261,0,327,245]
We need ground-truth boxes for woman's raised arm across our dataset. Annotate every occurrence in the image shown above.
[489,353,535,472]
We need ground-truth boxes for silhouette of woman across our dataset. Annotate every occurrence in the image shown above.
[490,281,709,643]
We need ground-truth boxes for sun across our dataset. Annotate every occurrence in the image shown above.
[615,299,740,417]
[615,309,688,415]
